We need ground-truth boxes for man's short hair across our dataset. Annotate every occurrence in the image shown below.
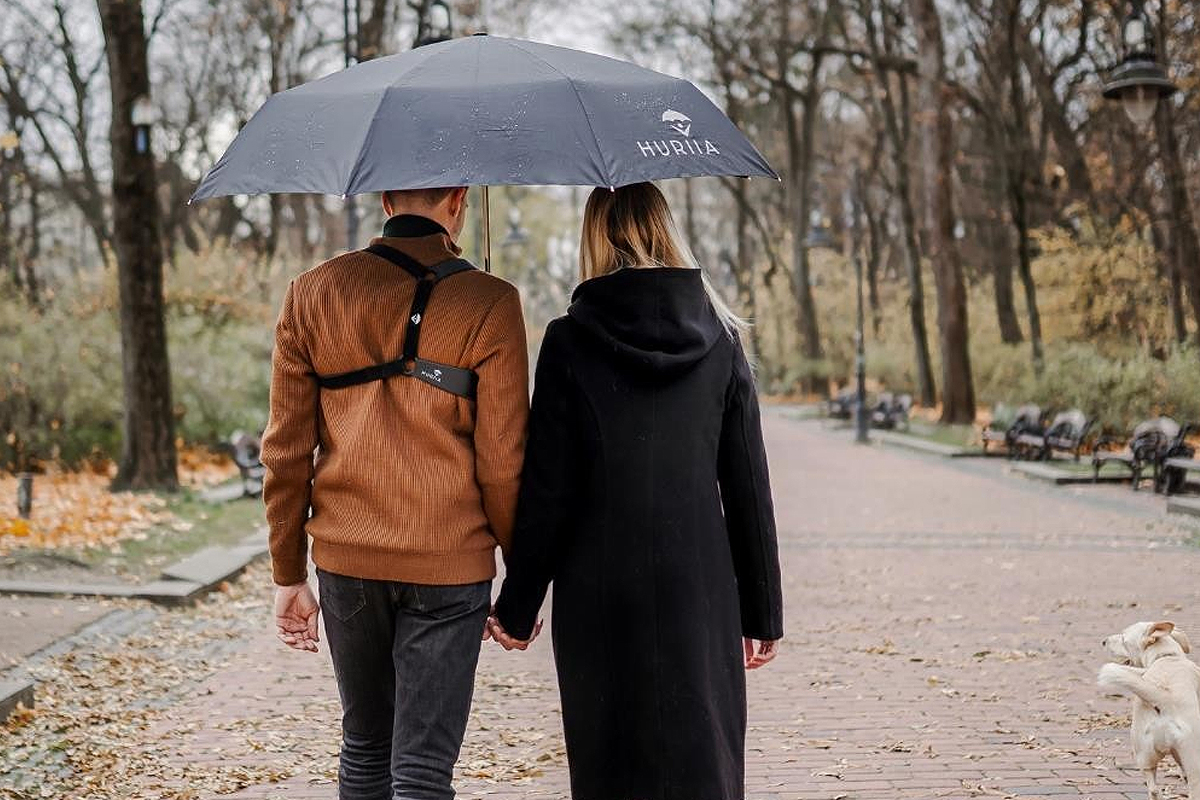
[383,187,461,208]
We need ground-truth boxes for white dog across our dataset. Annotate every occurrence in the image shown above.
[1099,621,1200,800]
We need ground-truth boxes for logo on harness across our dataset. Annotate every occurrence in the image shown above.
[313,244,478,400]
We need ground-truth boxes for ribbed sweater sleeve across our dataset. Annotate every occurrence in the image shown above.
[470,285,530,558]
[261,280,319,586]
[717,338,784,640]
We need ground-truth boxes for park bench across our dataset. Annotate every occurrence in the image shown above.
[1154,424,1197,495]
[1161,457,1200,495]
[1014,408,1091,461]
[1091,417,1181,490]
[980,403,1042,456]
[870,393,912,431]
[826,388,855,420]
[228,431,265,497]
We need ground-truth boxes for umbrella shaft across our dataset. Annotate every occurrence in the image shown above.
[481,185,492,273]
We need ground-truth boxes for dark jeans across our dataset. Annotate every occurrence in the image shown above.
[316,566,492,800]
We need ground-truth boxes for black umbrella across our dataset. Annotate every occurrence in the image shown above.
[190,34,778,268]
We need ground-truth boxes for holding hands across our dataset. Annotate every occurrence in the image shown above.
[483,606,542,650]
[743,637,780,670]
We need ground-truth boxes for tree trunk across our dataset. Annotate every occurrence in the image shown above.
[1150,210,1187,346]
[779,1,823,394]
[98,0,178,491]
[735,192,764,362]
[990,230,1023,344]
[729,178,755,311]
[0,149,14,291]
[910,0,975,423]
[1155,99,1200,346]
[861,0,935,406]
[874,88,935,404]
[861,190,883,335]
[291,194,315,262]
[1005,1,1043,369]
[787,101,824,394]
[985,148,1023,343]
[683,177,701,265]
[1010,180,1043,364]
[358,0,392,60]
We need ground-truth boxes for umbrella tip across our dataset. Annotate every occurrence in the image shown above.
[609,185,614,192]
[341,193,348,200]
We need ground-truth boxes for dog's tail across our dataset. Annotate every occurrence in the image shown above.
[1098,663,1173,709]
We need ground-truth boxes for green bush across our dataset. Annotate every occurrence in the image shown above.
[0,274,124,468]
[1,246,282,470]
[970,341,1200,434]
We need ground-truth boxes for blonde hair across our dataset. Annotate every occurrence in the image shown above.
[579,182,748,337]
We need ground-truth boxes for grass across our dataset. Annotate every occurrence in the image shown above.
[903,419,978,449]
[73,482,264,580]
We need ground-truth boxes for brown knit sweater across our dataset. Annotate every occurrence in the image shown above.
[261,223,529,586]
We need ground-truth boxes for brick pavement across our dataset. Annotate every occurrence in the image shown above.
[18,408,1200,799]
[0,595,114,669]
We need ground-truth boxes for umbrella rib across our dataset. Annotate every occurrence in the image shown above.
[342,90,392,196]
[501,38,613,188]
[342,45,451,195]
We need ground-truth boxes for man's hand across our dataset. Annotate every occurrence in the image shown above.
[485,612,542,651]
[275,581,320,653]
[743,637,780,670]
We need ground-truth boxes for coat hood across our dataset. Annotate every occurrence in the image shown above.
[567,267,724,374]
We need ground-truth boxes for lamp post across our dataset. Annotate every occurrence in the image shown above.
[1101,0,1177,126]
[845,172,869,445]
[131,94,155,155]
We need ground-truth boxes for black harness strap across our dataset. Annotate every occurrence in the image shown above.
[314,244,479,399]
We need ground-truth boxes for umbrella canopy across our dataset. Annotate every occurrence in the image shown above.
[189,34,777,201]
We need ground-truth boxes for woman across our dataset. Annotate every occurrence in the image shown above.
[489,182,783,800]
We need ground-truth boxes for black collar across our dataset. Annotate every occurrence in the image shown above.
[382,214,448,238]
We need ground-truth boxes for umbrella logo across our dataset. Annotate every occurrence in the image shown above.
[636,107,720,159]
[662,109,692,137]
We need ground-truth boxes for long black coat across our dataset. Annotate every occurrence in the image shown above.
[493,266,783,800]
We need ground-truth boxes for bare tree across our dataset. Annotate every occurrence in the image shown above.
[910,0,974,422]
[98,0,178,491]
[854,0,936,405]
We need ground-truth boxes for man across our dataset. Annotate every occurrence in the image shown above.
[262,186,529,800]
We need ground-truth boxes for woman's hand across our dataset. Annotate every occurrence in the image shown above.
[486,613,542,651]
[743,637,779,670]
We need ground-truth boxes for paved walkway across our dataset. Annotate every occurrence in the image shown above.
[4,409,1200,800]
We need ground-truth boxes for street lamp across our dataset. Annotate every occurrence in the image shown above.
[131,94,156,155]
[0,130,18,159]
[1101,0,1177,126]
[803,210,836,250]
[415,0,453,47]
[501,206,529,252]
